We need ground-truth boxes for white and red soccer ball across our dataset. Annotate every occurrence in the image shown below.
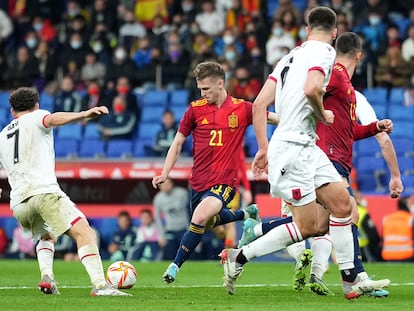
[106,261,137,289]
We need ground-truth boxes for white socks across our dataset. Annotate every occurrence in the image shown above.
[242,222,303,260]
[78,244,106,288]
[329,215,354,270]
[310,234,332,279]
[287,240,306,262]
[36,240,55,278]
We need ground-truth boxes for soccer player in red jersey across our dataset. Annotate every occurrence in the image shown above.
[152,61,277,283]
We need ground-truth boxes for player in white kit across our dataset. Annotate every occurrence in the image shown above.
[0,87,129,296]
[220,7,383,299]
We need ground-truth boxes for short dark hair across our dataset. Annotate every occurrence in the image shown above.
[307,6,337,32]
[193,61,225,81]
[9,87,39,112]
[335,32,362,57]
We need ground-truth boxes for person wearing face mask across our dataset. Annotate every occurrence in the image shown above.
[161,40,191,90]
[60,32,89,72]
[31,16,57,44]
[81,52,106,84]
[81,80,103,122]
[105,46,139,87]
[382,196,414,262]
[98,95,137,140]
[214,29,244,57]
[265,19,295,66]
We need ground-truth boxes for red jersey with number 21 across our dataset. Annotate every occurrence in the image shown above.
[179,95,253,191]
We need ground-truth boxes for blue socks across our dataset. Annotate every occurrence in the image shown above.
[173,223,205,267]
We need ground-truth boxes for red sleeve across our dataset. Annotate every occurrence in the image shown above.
[178,106,194,137]
[238,150,251,191]
[353,121,379,141]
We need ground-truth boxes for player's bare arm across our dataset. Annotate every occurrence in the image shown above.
[44,106,109,127]
[152,132,186,189]
[304,70,334,125]
[252,78,276,177]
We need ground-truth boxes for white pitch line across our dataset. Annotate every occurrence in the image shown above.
[1,283,414,290]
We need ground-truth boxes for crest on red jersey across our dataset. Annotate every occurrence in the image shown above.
[292,188,302,200]
[228,113,238,131]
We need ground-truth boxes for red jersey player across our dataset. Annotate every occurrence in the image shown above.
[152,61,277,284]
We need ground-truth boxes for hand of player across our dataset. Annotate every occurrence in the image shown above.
[321,110,334,125]
[389,176,403,199]
[152,174,167,189]
[83,106,109,119]
[377,119,393,134]
[252,149,268,178]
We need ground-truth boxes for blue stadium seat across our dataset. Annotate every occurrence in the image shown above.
[54,139,79,158]
[0,91,9,109]
[182,134,193,156]
[357,173,378,192]
[355,136,381,157]
[398,157,414,175]
[137,122,161,140]
[39,91,54,111]
[106,140,133,158]
[355,156,385,174]
[369,104,387,120]
[391,121,414,138]
[0,107,11,127]
[142,90,169,107]
[266,0,279,20]
[133,138,154,157]
[0,217,18,239]
[83,123,101,139]
[140,106,165,123]
[78,139,105,158]
[169,89,189,107]
[388,105,414,121]
[56,123,83,140]
[389,87,405,105]
[392,138,414,157]
[245,138,258,157]
[363,88,388,106]
[170,105,187,120]
[244,125,256,141]
[401,175,414,194]
[90,218,117,245]
[292,0,307,12]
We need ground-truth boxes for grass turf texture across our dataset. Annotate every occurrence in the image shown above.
[0,260,412,311]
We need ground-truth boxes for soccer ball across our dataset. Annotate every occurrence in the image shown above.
[106,261,137,289]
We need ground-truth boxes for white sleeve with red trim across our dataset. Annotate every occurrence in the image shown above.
[306,41,336,91]
[355,90,378,125]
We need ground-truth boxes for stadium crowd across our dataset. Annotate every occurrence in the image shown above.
[0,0,413,263]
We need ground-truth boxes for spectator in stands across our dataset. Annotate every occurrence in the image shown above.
[66,14,89,42]
[214,27,244,58]
[7,224,36,259]
[195,0,225,37]
[103,76,139,119]
[60,32,89,73]
[136,45,161,91]
[0,52,10,90]
[385,24,402,49]
[222,0,252,33]
[88,22,117,66]
[329,0,354,27]
[90,0,117,34]
[382,196,414,261]
[375,43,410,89]
[108,211,137,261]
[81,80,103,113]
[402,24,414,63]
[23,30,40,55]
[220,43,241,70]
[153,177,189,260]
[118,9,147,55]
[353,9,387,61]
[80,51,106,85]
[265,19,295,67]
[128,209,161,261]
[354,190,382,262]
[147,14,170,48]
[105,45,139,88]
[153,110,179,157]
[170,12,190,43]
[181,0,197,24]
[53,76,82,112]
[280,7,300,39]
[354,0,389,27]
[62,0,91,35]
[34,40,58,91]
[98,95,137,140]
[31,15,57,45]
[9,45,40,88]
[273,0,302,27]
[132,36,153,68]
[161,36,191,90]
[244,46,268,84]
[66,59,86,92]
[0,8,13,51]
[0,225,8,257]
[228,65,261,102]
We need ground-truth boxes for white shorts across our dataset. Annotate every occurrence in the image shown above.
[268,140,341,206]
[12,193,86,241]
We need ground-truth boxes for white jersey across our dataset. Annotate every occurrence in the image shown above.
[270,40,336,145]
[0,109,63,207]
[355,90,378,125]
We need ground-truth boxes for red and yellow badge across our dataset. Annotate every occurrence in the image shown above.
[228,113,238,131]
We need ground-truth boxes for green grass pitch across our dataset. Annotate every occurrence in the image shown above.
[0,259,413,311]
